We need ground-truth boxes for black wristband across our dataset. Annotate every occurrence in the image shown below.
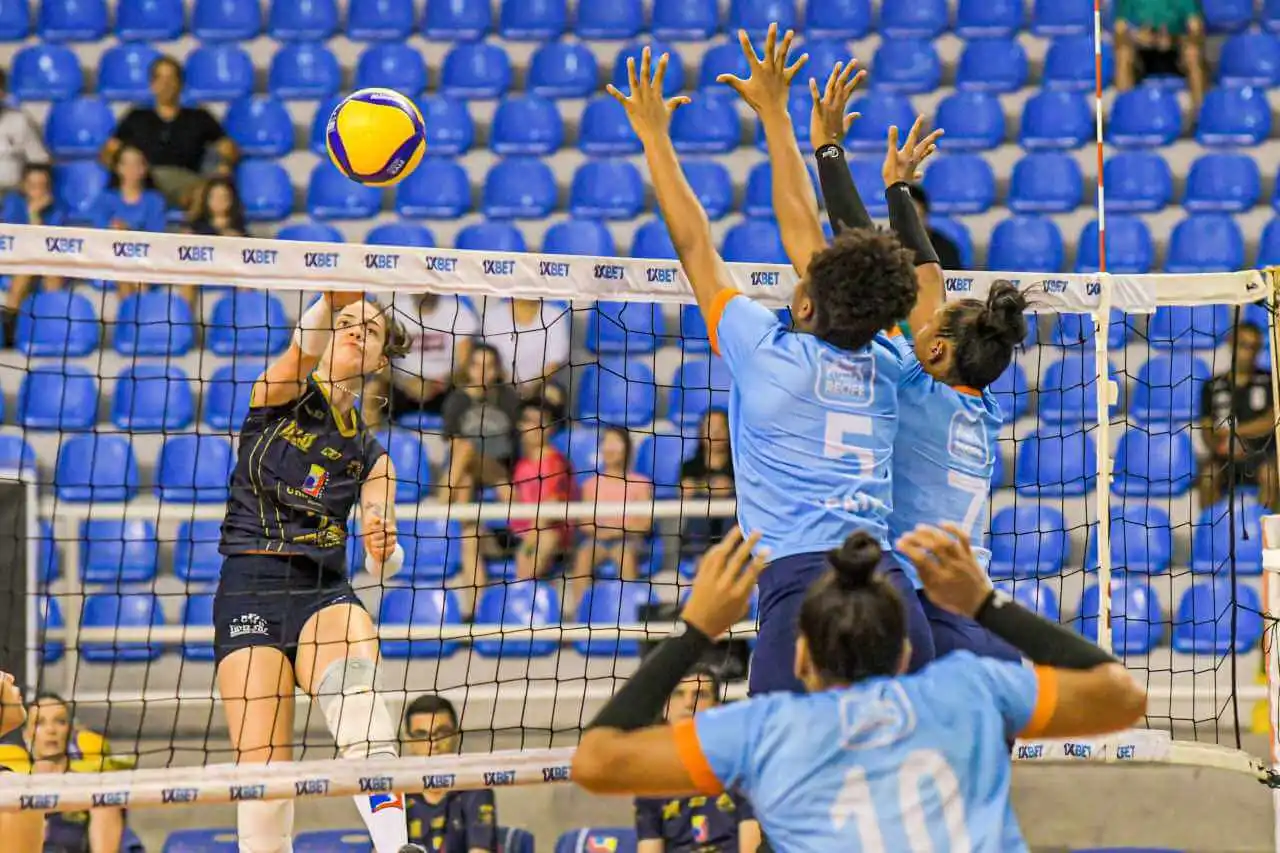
[586,621,715,731]
[884,182,940,268]
[814,144,873,233]
[975,589,1120,670]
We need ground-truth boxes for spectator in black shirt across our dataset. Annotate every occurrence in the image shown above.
[906,184,964,271]
[402,695,498,853]
[680,409,735,558]
[101,56,238,212]
[1199,321,1277,510]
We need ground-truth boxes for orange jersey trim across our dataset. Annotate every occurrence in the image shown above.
[952,385,983,397]
[706,289,742,357]
[1019,666,1060,739]
[671,718,724,796]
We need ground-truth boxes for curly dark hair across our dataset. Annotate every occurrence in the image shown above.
[805,229,918,351]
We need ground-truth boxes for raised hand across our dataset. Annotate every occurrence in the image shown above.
[717,23,809,117]
[605,46,691,145]
[895,523,991,618]
[682,528,768,639]
[882,116,944,187]
[809,59,866,150]
[326,290,365,310]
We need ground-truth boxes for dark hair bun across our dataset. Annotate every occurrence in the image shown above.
[978,280,1029,347]
[829,531,883,592]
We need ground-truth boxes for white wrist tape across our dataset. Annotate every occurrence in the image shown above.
[294,295,333,357]
[365,542,404,577]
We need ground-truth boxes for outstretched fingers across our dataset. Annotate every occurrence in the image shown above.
[738,28,763,66]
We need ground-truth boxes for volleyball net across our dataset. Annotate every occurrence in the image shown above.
[0,222,1275,816]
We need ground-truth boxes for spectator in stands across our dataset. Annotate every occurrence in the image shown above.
[573,426,654,604]
[511,400,574,583]
[1115,0,1206,108]
[634,670,761,853]
[1199,321,1278,510]
[0,164,65,341]
[185,175,246,238]
[0,70,49,195]
[680,409,736,559]
[480,297,571,411]
[401,694,498,853]
[907,184,964,271]
[102,56,238,212]
[371,293,479,428]
[95,143,169,302]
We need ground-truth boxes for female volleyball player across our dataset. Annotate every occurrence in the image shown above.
[572,524,1148,851]
[608,43,927,696]
[214,292,422,853]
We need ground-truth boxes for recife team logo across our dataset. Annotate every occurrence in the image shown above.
[584,834,619,853]
[301,464,329,498]
[368,792,404,813]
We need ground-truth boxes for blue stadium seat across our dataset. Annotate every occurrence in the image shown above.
[634,432,698,498]
[395,158,470,219]
[577,358,657,427]
[269,0,338,40]
[1008,152,1084,214]
[346,0,414,40]
[651,0,717,40]
[1174,580,1264,654]
[500,0,566,39]
[19,366,97,431]
[1184,153,1260,213]
[955,0,1020,35]
[81,592,165,663]
[1050,309,1128,350]
[15,291,99,357]
[697,41,750,96]
[743,161,817,219]
[579,95,640,155]
[988,505,1068,579]
[191,0,259,40]
[575,580,658,657]
[181,593,216,661]
[236,159,293,222]
[933,91,1005,151]
[1031,0,1091,35]
[668,357,731,429]
[55,434,139,502]
[156,435,234,503]
[576,0,642,38]
[473,580,559,658]
[355,42,427,94]
[873,38,942,93]
[208,291,291,356]
[45,96,115,158]
[921,154,996,215]
[1261,217,1280,266]
[204,361,259,431]
[1133,353,1210,425]
[544,218,616,256]
[224,95,293,158]
[38,0,107,41]
[554,828,637,853]
[112,364,194,431]
[552,421,601,476]
[805,0,869,37]
[0,436,37,482]
[987,216,1064,272]
[1164,215,1245,273]
[1192,495,1267,576]
[174,520,224,583]
[1267,0,1280,33]
[162,828,240,853]
[587,302,663,353]
[1019,90,1091,150]
[1103,151,1173,213]
[55,160,106,221]
[307,161,383,220]
[630,218,677,259]
[1203,0,1255,32]
[277,220,344,242]
[490,94,564,155]
[988,362,1029,422]
[308,94,343,153]
[424,0,490,39]
[676,304,711,352]
[993,581,1060,621]
[456,220,526,252]
[570,159,645,220]
[1107,86,1181,148]
[1045,35,1114,91]
[1014,430,1097,496]
[498,828,535,853]
[528,41,599,98]
[115,0,180,44]
[1076,582,1162,655]
[0,0,30,39]
[40,597,64,664]
[794,39,854,90]
[879,0,945,37]
[1197,86,1272,147]
[294,831,371,853]
[1111,428,1196,497]
[754,88,814,152]
[729,0,797,37]
[80,519,158,584]
[441,41,512,98]
[97,44,158,101]
[1076,216,1153,274]
[1149,304,1232,350]
[1219,33,1280,87]
[184,45,254,101]
[397,518,463,582]
[379,588,462,659]
[721,219,787,263]
[684,160,733,220]
[844,91,915,152]
[1038,352,1114,425]
[12,44,83,101]
[955,38,1027,93]
[413,95,474,155]
[671,98,741,154]
[483,157,557,219]
[1086,503,1173,575]
[375,428,433,501]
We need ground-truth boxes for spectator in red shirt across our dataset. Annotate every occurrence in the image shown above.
[511,401,573,582]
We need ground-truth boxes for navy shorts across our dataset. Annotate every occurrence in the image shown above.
[748,551,935,696]
[213,553,364,666]
[919,592,1022,663]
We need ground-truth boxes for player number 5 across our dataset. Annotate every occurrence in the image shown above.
[830,748,971,851]
[824,412,875,473]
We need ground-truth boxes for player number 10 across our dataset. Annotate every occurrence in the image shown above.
[830,748,972,851]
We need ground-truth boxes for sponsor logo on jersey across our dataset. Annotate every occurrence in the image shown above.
[178,245,214,263]
[482,259,515,277]
[947,411,991,471]
[541,765,570,782]
[365,252,399,270]
[280,421,317,452]
[346,459,365,479]
[692,815,709,843]
[228,613,270,638]
[161,788,198,804]
[483,770,516,786]
[301,464,329,498]
[585,835,619,853]
[113,240,150,259]
[815,351,875,407]
[305,251,340,269]
[320,446,342,461]
[45,236,84,254]
[422,773,456,789]
[539,260,570,278]
[92,791,129,807]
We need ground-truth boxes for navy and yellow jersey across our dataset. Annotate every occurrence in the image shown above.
[405,790,497,853]
[220,374,388,573]
[634,792,755,853]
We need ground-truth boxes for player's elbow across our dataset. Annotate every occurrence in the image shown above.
[1096,662,1148,729]
[571,731,621,794]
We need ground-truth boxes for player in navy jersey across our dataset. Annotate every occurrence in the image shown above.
[214,292,424,853]
[608,39,927,696]
[572,525,1147,852]
[635,672,761,853]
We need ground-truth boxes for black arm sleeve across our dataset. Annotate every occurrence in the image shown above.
[884,182,939,268]
[586,623,714,731]
[813,144,873,233]
[975,590,1120,670]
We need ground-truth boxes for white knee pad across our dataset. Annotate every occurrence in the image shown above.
[238,799,294,853]
[316,656,399,760]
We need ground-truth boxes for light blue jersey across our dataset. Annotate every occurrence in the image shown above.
[888,338,1002,586]
[714,294,903,557]
[683,652,1046,853]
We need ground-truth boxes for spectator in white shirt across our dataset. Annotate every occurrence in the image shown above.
[0,71,49,194]
[368,293,479,427]
[479,298,570,412]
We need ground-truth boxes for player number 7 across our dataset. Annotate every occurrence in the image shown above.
[824,412,876,473]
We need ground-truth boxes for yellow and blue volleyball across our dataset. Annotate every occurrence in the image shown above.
[325,88,427,187]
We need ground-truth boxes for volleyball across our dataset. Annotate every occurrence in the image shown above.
[325,88,427,187]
